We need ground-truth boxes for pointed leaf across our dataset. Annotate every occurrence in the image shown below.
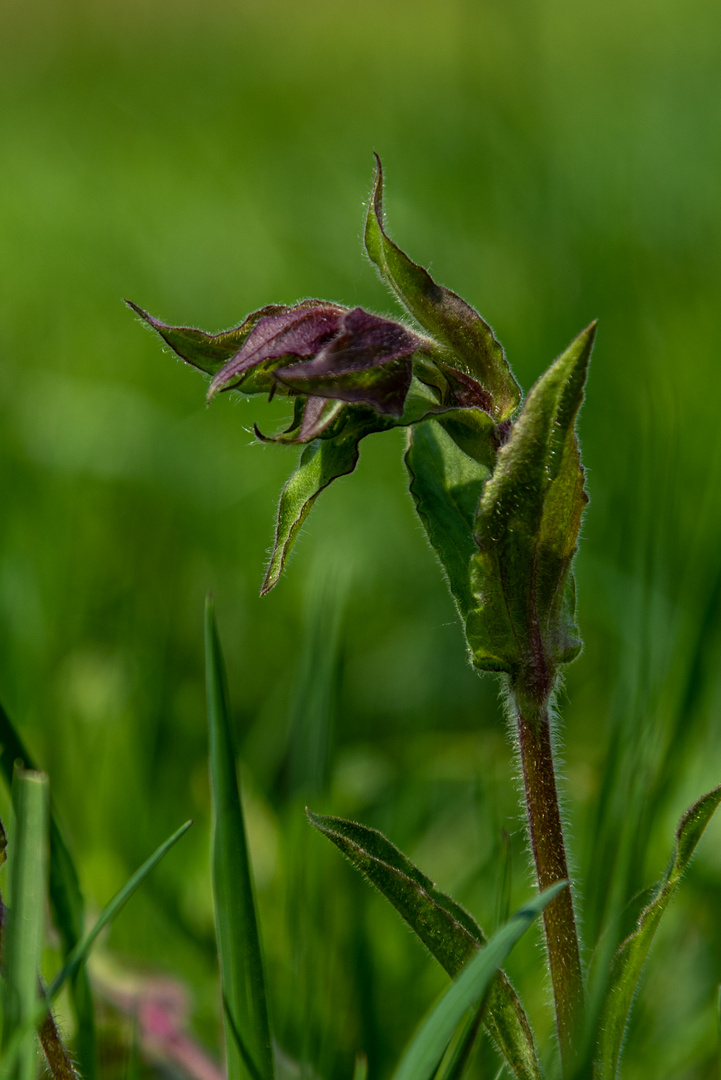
[467,323,595,682]
[205,598,275,1080]
[0,700,97,1079]
[595,784,721,1079]
[390,882,567,1080]
[364,156,520,422]
[308,811,542,1080]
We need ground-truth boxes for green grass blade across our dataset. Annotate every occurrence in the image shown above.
[595,784,721,1078]
[205,595,275,1080]
[47,819,192,999]
[1,820,193,1076]
[433,1003,484,1080]
[0,767,49,1080]
[390,882,567,1080]
[0,700,96,1079]
[308,811,542,1080]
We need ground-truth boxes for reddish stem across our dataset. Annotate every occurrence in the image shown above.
[516,702,583,1071]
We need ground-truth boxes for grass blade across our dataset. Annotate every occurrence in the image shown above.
[433,1003,484,1080]
[390,882,567,1080]
[205,595,275,1080]
[595,784,721,1078]
[0,818,193,1076]
[0,700,97,1079]
[308,811,542,1080]
[48,818,193,999]
[0,767,49,1080]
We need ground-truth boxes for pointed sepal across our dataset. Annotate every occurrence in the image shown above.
[364,156,521,422]
[126,299,298,378]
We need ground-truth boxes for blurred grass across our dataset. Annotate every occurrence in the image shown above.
[2,0,721,1076]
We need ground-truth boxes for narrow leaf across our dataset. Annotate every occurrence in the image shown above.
[205,597,275,1080]
[364,156,520,422]
[308,811,542,1080]
[0,700,97,1079]
[0,767,48,1080]
[48,820,193,999]
[595,784,721,1079]
[433,1004,484,1080]
[405,421,492,617]
[467,323,595,679]
[391,883,567,1080]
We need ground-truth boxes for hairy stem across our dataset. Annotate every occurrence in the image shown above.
[514,698,583,1070]
[39,1001,80,1080]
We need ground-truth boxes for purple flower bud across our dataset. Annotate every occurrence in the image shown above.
[209,302,421,419]
[208,303,346,398]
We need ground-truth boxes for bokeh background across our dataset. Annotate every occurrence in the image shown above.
[2,0,721,1076]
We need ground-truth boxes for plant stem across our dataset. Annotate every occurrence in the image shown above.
[514,697,583,1071]
[39,1003,80,1080]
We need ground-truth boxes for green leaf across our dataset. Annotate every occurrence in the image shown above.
[308,811,542,1080]
[390,882,567,1080]
[405,420,493,617]
[466,323,595,683]
[0,700,97,1080]
[205,597,275,1080]
[0,767,48,1080]
[595,784,721,1079]
[364,156,520,423]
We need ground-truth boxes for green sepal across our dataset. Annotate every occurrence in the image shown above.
[261,417,370,595]
[308,810,542,1080]
[405,422,492,617]
[126,300,303,378]
[261,382,488,594]
[364,156,520,422]
[594,784,721,1079]
[466,323,596,682]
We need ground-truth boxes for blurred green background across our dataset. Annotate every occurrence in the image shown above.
[2,0,721,1075]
